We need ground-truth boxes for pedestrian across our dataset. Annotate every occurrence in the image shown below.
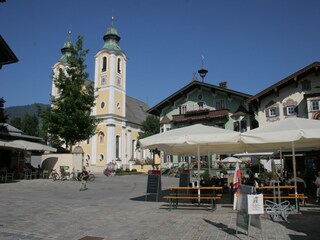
[314,171,320,203]
[80,167,89,191]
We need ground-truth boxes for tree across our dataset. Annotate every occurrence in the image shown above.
[0,97,8,123]
[137,115,160,164]
[42,36,98,150]
[10,116,22,130]
[10,113,39,136]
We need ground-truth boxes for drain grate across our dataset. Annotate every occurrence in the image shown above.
[78,236,104,240]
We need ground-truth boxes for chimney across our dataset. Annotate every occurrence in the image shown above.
[219,81,228,88]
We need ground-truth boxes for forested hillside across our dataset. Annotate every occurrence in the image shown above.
[5,103,49,121]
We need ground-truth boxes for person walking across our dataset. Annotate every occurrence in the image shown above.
[80,167,89,191]
[314,171,320,203]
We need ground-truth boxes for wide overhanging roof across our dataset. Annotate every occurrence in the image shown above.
[0,35,18,68]
[0,139,56,152]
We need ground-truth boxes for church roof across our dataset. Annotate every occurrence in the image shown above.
[126,96,149,126]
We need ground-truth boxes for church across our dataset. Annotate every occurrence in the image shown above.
[51,18,150,170]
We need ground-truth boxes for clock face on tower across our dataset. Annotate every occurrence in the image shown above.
[117,77,121,86]
[101,76,107,85]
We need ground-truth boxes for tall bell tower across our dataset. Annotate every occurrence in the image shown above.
[92,16,127,166]
[93,16,127,118]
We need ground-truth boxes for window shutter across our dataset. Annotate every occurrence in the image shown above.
[275,107,279,116]
[294,106,299,115]
[265,109,270,117]
[283,107,287,116]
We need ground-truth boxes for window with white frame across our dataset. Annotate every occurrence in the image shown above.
[266,107,279,117]
[284,105,298,116]
[179,104,187,114]
[215,99,225,110]
[311,100,320,111]
[287,106,295,115]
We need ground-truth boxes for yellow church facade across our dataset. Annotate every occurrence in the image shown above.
[52,19,153,171]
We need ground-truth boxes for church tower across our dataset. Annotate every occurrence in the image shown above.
[90,16,127,167]
[51,32,72,99]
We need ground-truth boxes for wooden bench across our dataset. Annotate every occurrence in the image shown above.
[163,194,222,211]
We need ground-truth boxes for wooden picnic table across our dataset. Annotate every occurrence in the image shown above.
[163,186,223,211]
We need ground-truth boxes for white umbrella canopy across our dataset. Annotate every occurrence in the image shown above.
[139,124,242,155]
[240,117,320,209]
[221,156,242,163]
[140,124,243,184]
[241,118,320,151]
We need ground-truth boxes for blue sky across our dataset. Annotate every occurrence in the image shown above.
[1,0,320,108]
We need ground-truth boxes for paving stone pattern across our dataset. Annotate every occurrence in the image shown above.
[0,174,320,240]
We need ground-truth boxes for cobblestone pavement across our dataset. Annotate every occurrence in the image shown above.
[0,174,320,240]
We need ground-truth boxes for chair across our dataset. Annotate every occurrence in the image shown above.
[0,170,7,182]
[24,170,32,180]
[42,169,49,179]
[6,171,14,181]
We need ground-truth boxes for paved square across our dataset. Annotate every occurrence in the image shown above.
[0,174,319,239]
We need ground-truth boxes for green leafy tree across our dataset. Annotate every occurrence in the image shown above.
[42,36,98,151]
[137,115,160,164]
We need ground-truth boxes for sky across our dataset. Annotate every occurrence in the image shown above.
[1,0,320,108]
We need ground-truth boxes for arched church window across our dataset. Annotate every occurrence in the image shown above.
[99,132,105,144]
[102,57,107,72]
[116,135,120,158]
[117,58,121,73]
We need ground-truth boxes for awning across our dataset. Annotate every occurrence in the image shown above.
[0,139,56,152]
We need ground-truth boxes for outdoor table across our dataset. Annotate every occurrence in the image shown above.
[164,186,223,210]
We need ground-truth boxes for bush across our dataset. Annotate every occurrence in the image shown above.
[114,168,141,176]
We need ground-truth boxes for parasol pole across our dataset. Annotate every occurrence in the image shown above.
[197,144,200,187]
[292,142,299,211]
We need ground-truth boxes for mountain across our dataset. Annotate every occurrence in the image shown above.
[5,103,49,121]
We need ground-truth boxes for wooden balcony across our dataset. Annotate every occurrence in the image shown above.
[171,109,229,123]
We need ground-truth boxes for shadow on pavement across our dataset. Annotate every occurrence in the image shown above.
[281,209,320,240]
[203,218,243,239]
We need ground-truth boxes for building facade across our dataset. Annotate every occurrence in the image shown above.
[247,62,320,125]
[52,20,150,170]
[147,77,255,167]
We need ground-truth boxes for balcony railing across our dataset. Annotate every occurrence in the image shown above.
[172,109,229,123]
